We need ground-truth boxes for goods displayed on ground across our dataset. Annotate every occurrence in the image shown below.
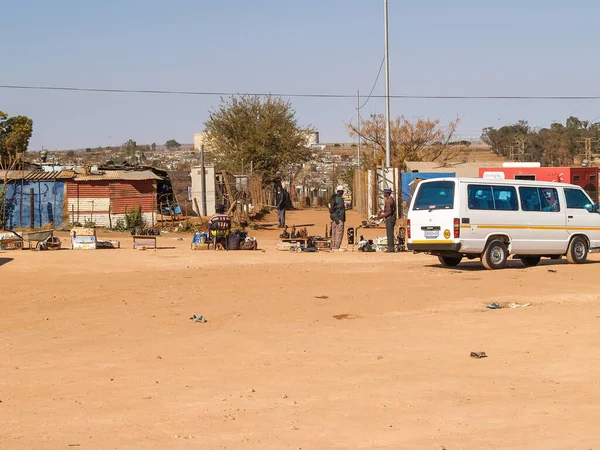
[276,221,408,253]
[277,224,331,252]
[191,230,258,251]
[3,215,406,254]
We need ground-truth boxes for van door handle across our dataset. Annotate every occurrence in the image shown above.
[568,215,573,219]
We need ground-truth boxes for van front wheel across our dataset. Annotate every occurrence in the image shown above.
[438,255,462,267]
[482,240,508,270]
[567,236,588,264]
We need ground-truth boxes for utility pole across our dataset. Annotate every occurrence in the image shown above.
[577,137,596,163]
[383,0,391,169]
[513,137,530,162]
[357,89,361,167]
[200,144,207,217]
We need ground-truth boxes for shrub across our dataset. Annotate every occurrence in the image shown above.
[125,206,144,229]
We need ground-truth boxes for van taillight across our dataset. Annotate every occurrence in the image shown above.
[406,219,411,239]
[454,218,460,238]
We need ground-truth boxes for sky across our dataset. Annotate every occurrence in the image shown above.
[2,0,600,151]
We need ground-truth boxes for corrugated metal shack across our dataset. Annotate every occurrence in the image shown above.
[2,167,165,229]
[67,169,161,228]
[0,170,74,229]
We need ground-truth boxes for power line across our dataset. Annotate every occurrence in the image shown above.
[359,57,385,110]
[2,84,600,100]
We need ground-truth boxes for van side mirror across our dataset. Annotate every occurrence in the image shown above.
[585,203,599,213]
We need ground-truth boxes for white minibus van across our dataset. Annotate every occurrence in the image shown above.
[407,177,600,269]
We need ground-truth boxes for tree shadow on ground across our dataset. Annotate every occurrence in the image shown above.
[0,257,14,267]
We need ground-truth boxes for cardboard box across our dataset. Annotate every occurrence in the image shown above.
[72,235,97,250]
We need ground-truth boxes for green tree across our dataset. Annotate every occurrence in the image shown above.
[151,142,157,152]
[481,116,600,166]
[66,150,76,158]
[165,139,181,150]
[203,95,314,177]
[0,110,33,167]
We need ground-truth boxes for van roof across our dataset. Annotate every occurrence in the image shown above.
[419,177,581,188]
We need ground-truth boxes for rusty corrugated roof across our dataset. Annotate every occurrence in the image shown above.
[0,170,76,181]
[73,170,161,181]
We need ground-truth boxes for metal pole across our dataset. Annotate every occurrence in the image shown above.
[357,89,361,167]
[200,144,207,217]
[29,187,34,229]
[384,0,391,169]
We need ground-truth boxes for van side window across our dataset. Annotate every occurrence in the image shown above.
[467,185,493,210]
[468,185,518,211]
[539,188,560,212]
[565,188,592,209]
[519,187,541,211]
[519,187,560,212]
[492,186,518,210]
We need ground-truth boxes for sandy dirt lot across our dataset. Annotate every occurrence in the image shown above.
[2,208,600,449]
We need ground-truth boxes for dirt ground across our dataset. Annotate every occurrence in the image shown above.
[2,208,600,449]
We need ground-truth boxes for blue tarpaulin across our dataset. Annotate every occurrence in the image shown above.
[0,181,65,229]
[401,172,455,201]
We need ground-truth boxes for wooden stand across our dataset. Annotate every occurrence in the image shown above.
[132,235,157,249]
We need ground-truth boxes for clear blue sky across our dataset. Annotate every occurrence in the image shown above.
[2,0,600,151]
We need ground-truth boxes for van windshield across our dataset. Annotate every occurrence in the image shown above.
[413,181,455,210]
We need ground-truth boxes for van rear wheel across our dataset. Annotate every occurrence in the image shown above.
[438,255,462,267]
[520,256,541,267]
[482,240,508,270]
[567,236,588,264]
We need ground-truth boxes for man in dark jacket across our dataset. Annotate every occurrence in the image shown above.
[329,185,346,250]
[375,188,397,252]
[276,185,290,228]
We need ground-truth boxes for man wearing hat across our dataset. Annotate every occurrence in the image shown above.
[375,188,397,252]
[329,185,347,250]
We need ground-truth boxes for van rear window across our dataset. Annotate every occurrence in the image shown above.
[413,181,455,210]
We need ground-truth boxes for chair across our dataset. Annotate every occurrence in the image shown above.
[209,218,231,250]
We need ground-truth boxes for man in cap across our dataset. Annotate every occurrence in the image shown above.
[329,185,347,250]
[375,188,397,252]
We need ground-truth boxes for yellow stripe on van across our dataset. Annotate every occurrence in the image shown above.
[410,240,454,244]
[460,224,600,231]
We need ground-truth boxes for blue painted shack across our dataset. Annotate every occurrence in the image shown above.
[401,172,455,201]
[0,170,75,229]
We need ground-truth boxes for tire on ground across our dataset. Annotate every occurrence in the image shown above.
[482,239,508,270]
[566,236,588,264]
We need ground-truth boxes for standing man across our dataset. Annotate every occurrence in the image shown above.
[375,188,397,252]
[276,185,289,228]
[329,185,346,250]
